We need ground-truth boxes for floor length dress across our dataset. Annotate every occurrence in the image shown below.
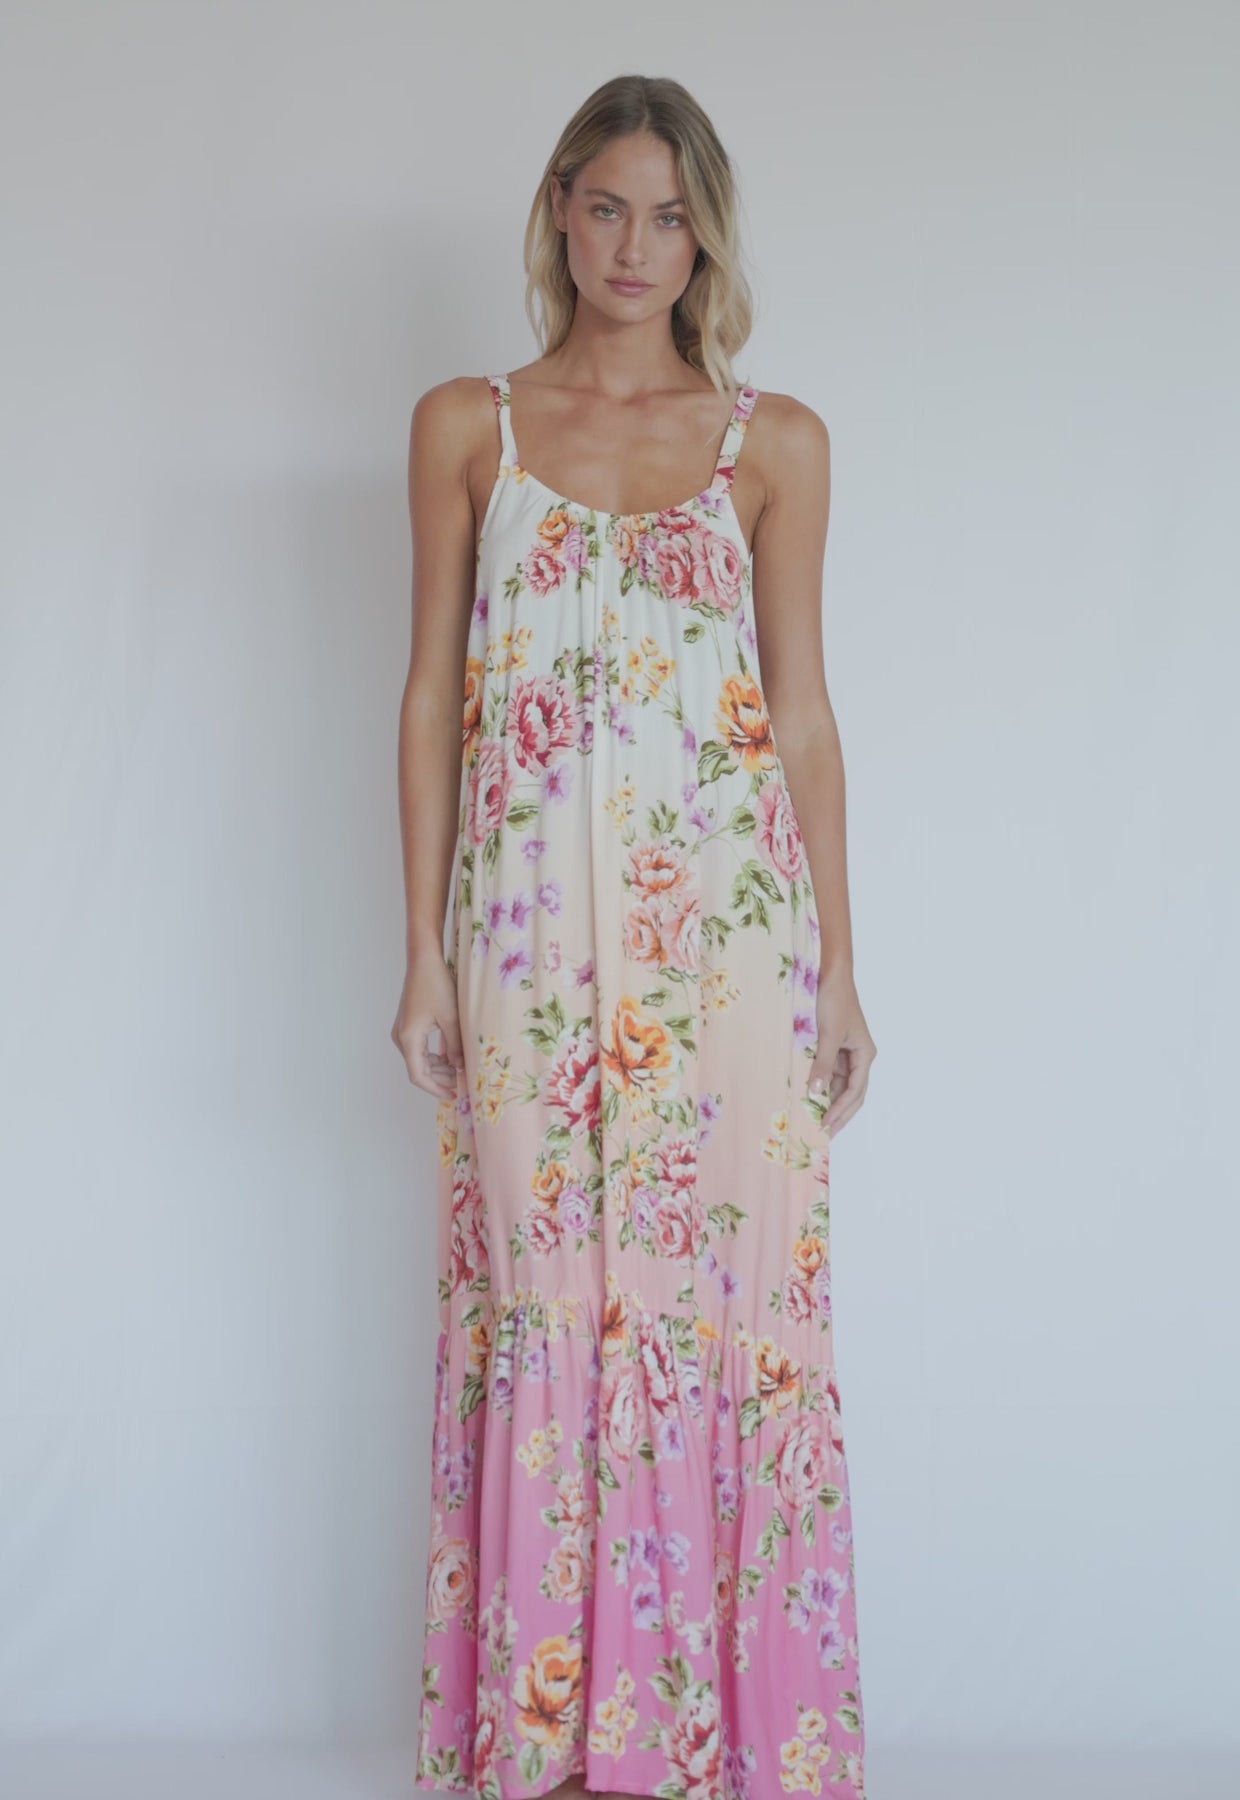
[414,373,866,1800]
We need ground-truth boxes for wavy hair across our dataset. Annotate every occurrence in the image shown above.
[522,75,756,396]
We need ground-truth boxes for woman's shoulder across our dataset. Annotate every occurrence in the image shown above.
[744,387,830,510]
[749,385,829,449]
[410,372,498,429]
[407,375,503,478]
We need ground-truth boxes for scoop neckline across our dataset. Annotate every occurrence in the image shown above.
[493,372,757,531]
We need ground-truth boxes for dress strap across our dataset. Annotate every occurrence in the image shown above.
[713,383,760,493]
[484,373,518,467]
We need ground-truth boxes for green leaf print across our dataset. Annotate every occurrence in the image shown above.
[737,1394,763,1439]
[517,1741,545,1785]
[697,740,733,786]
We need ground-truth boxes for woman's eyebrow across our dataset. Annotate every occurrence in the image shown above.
[583,186,687,209]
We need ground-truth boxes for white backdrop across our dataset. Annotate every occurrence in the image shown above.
[2,0,1237,1791]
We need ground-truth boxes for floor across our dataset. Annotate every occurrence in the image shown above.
[0,1743,1235,1799]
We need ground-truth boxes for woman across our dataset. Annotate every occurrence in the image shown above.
[393,73,876,1800]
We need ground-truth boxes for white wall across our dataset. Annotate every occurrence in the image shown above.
[1,0,1236,1768]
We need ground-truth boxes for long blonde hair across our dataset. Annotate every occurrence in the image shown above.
[523,75,756,396]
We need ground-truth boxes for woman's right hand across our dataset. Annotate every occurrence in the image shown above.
[391,951,466,1102]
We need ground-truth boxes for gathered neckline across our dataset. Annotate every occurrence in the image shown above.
[485,372,759,558]
[501,462,754,562]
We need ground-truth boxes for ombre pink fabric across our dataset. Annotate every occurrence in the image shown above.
[414,374,866,1800]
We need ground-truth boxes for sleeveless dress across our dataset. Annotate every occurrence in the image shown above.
[415,373,866,1800]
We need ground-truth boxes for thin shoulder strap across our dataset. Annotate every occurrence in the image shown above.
[484,372,518,466]
[713,384,760,492]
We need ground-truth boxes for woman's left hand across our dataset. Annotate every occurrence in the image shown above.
[804,965,878,1135]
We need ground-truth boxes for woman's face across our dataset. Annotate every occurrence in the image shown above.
[551,131,701,318]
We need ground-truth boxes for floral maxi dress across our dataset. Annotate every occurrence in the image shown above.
[415,373,867,1800]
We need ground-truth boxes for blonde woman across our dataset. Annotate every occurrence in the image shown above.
[394,73,876,1800]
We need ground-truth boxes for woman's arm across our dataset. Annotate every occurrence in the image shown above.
[749,396,877,1133]
[390,378,480,1101]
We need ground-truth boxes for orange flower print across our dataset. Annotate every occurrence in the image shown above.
[601,1275,630,1359]
[536,507,574,549]
[532,1161,569,1204]
[627,838,691,898]
[601,996,677,1101]
[755,1336,803,1420]
[462,655,484,765]
[715,673,777,772]
[793,1234,828,1279]
[512,1633,584,1751]
[623,888,700,975]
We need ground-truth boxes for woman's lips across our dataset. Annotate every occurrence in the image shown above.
[607,279,652,294]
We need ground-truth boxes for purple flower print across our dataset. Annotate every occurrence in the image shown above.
[792,950,818,997]
[485,896,508,935]
[661,1530,691,1573]
[573,958,595,988]
[712,1462,741,1523]
[631,1581,663,1631]
[801,1566,848,1618]
[636,534,661,583]
[812,1263,832,1320]
[686,796,715,836]
[522,835,548,861]
[434,1435,476,1509]
[556,1183,592,1236]
[719,1266,742,1301]
[471,591,489,625]
[678,1359,705,1417]
[545,763,573,803]
[698,1092,723,1139]
[537,879,563,915]
[657,1416,686,1461]
[817,1619,847,1666]
[722,1734,757,1800]
[630,1185,658,1234]
[629,1526,660,1574]
[498,946,533,988]
[793,1006,817,1051]
[561,522,589,574]
[681,727,698,757]
[508,890,535,930]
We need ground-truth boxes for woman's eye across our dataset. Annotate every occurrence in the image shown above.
[594,206,618,219]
